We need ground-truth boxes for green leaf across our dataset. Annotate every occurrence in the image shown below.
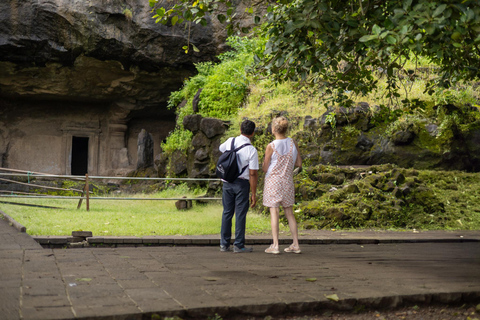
[293,19,305,28]
[254,15,261,24]
[386,35,397,44]
[359,35,377,42]
[426,25,435,35]
[203,277,219,281]
[325,294,339,301]
[285,22,296,34]
[217,14,226,23]
[372,24,382,35]
[156,8,165,17]
[275,56,285,67]
[403,0,413,10]
[432,4,447,17]
[452,42,462,48]
[76,278,92,282]
[305,278,317,282]
[171,15,178,26]
[384,18,394,30]
[347,20,358,28]
[466,8,475,21]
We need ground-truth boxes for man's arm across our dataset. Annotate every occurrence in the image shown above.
[219,137,231,153]
[249,169,258,208]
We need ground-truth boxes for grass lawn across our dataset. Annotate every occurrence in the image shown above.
[0,185,276,237]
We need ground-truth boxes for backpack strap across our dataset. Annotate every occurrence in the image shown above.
[230,138,251,152]
[230,137,252,177]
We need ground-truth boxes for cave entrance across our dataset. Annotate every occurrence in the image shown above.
[71,136,89,175]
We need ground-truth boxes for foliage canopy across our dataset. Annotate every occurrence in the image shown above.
[150,0,480,106]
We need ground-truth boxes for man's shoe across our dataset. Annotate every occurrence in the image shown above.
[233,246,253,253]
[220,245,231,252]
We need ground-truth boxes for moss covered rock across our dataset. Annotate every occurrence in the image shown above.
[296,165,446,229]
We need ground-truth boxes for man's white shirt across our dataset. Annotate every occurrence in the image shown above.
[219,135,259,180]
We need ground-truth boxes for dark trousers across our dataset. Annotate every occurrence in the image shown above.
[220,178,250,248]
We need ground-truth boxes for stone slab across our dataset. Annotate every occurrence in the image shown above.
[1,216,480,320]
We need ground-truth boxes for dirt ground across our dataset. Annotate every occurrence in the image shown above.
[270,303,480,320]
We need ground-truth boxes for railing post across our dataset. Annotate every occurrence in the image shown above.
[85,174,90,211]
[77,183,86,209]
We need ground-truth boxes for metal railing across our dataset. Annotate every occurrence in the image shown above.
[0,167,222,211]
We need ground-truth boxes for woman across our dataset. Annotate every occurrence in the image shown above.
[262,116,302,254]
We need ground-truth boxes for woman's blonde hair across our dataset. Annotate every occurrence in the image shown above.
[272,116,288,135]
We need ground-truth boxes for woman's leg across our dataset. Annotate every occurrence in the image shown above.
[284,206,299,248]
[269,207,280,248]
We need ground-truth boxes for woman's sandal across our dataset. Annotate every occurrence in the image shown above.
[284,245,301,254]
[265,245,280,254]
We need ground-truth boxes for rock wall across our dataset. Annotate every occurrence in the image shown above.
[297,104,480,172]
[154,114,228,191]
[0,0,254,175]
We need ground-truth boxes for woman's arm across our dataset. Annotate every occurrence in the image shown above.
[262,143,273,173]
[293,139,302,168]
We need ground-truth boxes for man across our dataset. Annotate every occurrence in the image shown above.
[219,119,259,253]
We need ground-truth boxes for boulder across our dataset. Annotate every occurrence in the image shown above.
[171,150,188,176]
[304,116,318,130]
[200,118,226,138]
[194,148,209,162]
[183,114,203,133]
[192,132,210,149]
[154,152,168,177]
[392,130,415,145]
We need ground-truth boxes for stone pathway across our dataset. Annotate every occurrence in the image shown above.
[1,214,480,320]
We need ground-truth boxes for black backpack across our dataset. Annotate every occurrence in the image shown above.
[216,138,251,183]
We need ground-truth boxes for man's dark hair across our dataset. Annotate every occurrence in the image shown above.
[241,120,256,135]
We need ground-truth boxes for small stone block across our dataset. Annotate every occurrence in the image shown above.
[48,237,69,245]
[175,200,189,210]
[157,238,174,245]
[72,231,93,238]
[69,236,85,243]
[173,238,192,245]
[33,236,50,245]
[103,237,123,244]
[122,237,143,244]
[190,239,211,245]
[87,237,104,244]
[142,237,159,244]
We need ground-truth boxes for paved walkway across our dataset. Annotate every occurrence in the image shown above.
[1,214,480,320]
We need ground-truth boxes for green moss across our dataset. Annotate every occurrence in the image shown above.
[292,165,480,230]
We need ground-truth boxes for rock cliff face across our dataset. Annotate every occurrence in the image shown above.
[0,0,230,105]
[0,0,250,175]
